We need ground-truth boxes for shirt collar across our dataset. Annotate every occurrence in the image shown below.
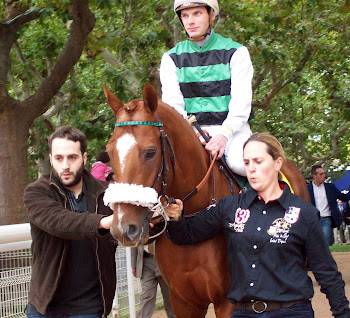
[64,181,87,201]
[243,182,292,211]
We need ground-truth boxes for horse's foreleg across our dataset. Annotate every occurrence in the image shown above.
[213,300,234,318]
[169,289,208,318]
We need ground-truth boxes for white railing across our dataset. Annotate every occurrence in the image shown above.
[0,224,163,318]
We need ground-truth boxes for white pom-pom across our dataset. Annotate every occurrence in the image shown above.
[103,183,158,210]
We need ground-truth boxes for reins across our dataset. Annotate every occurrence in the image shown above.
[181,152,217,203]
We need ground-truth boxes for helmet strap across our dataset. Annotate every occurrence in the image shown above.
[188,26,212,42]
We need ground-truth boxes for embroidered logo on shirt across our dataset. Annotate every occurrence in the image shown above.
[267,218,291,244]
[284,206,300,224]
[232,208,250,232]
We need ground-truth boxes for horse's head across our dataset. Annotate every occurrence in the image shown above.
[103,83,171,247]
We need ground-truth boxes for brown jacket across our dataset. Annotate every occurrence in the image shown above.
[24,170,117,317]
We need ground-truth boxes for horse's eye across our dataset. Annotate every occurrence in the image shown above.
[145,149,156,160]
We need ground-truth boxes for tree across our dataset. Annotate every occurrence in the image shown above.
[0,0,95,224]
[2,0,349,224]
[217,0,350,175]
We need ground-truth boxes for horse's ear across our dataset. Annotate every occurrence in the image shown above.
[103,85,123,115]
[142,83,158,113]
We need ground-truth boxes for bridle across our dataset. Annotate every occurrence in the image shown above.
[113,119,176,239]
[108,116,222,239]
[114,119,176,197]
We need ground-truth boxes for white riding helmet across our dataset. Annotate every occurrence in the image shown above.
[174,0,219,15]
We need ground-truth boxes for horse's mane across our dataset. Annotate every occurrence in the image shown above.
[156,100,206,155]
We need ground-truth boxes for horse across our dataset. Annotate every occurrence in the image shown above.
[103,83,311,317]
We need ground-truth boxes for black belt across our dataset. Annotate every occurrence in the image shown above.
[234,300,309,313]
[320,216,332,219]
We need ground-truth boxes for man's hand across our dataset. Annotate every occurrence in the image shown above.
[205,134,227,159]
[165,199,183,221]
[132,268,137,278]
[99,215,114,229]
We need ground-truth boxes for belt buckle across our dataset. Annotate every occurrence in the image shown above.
[252,301,267,313]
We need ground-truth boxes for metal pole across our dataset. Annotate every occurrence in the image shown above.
[125,247,136,318]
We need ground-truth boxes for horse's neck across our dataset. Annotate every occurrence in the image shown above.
[160,105,232,212]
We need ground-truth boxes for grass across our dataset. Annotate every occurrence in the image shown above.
[329,244,350,252]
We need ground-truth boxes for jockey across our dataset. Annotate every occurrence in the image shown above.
[159,0,254,176]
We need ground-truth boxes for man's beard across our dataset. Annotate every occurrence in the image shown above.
[53,164,84,188]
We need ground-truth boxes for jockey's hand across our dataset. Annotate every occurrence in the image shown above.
[205,134,227,159]
[165,199,183,221]
[99,214,113,229]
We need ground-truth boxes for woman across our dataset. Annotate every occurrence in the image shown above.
[91,151,112,181]
[165,133,350,317]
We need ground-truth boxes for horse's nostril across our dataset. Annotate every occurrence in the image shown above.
[125,224,138,239]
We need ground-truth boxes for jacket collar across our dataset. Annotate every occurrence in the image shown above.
[49,169,107,199]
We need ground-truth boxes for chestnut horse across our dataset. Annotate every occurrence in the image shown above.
[103,83,310,318]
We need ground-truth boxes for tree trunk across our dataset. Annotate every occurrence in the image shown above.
[0,105,30,224]
[0,0,95,224]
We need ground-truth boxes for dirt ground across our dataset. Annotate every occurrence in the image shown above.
[152,252,350,318]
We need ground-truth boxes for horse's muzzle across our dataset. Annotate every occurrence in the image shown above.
[110,205,151,247]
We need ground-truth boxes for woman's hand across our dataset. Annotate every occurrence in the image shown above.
[165,199,183,221]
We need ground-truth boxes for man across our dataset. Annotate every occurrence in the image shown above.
[131,244,176,318]
[334,200,346,244]
[160,0,254,176]
[307,165,350,245]
[344,200,350,244]
[24,126,116,318]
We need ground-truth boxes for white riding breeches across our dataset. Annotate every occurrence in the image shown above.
[199,123,252,176]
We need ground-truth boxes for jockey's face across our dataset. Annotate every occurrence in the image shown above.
[180,6,214,39]
[50,138,87,192]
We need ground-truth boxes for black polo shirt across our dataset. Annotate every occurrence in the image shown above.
[167,184,350,316]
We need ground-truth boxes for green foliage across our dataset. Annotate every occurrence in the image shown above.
[5,0,350,179]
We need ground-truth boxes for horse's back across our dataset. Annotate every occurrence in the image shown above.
[282,158,311,203]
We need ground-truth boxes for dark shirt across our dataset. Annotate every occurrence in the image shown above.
[167,185,350,316]
[27,183,103,315]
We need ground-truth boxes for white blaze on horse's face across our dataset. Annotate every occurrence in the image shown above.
[116,133,137,173]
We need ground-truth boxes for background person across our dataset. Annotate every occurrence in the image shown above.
[159,0,253,176]
[165,133,350,317]
[307,165,350,246]
[344,199,350,244]
[334,200,346,244]
[91,151,112,181]
[24,126,116,318]
[131,244,176,318]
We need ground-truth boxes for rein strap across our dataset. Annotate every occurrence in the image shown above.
[182,152,217,203]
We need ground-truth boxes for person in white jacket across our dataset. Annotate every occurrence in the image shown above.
[160,0,254,176]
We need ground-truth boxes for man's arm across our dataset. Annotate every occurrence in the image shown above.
[222,46,254,136]
[159,53,188,119]
[207,46,254,158]
[24,179,111,240]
